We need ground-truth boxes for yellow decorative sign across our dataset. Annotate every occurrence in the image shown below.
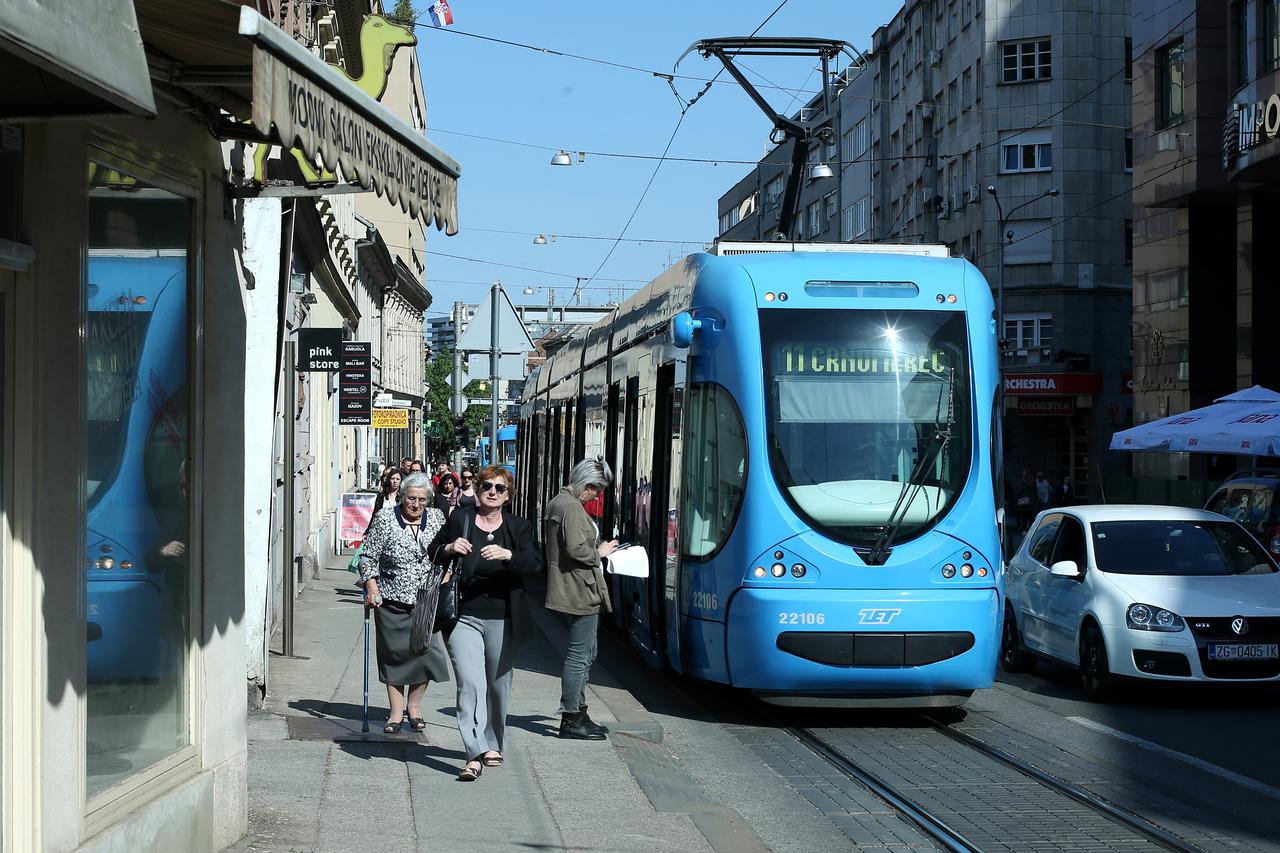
[372,408,409,429]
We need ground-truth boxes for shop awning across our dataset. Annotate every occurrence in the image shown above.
[0,0,155,119]
[238,7,459,234]
[1110,386,1280,455]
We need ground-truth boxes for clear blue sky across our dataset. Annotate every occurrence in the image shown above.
[413,0,902,318]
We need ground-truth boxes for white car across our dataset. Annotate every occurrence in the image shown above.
[1002,505,1280,699]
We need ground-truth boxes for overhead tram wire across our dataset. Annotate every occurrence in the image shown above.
[576,0,794,298]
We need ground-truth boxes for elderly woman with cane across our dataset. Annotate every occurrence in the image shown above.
[543,457,619,740]
[358,473,449,733]
[428,465,542,781]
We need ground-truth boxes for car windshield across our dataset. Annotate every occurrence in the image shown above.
[761,308,971,547]
[1091,520,1278,576]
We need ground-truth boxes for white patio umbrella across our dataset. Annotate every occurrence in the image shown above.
[1109,386,1280,454]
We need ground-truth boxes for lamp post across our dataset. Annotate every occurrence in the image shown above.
[986,185,1059,353]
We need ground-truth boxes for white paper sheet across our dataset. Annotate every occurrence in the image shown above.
[605,546,649,578]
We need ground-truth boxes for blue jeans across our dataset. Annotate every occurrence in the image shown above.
[557,612,599,716]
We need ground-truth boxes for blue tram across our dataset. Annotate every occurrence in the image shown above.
[517,243,1002,705]
[479,424,518,475]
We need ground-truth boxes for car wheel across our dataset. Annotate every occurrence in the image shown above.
[1078,623,1114,701]
[1000,604,1036,673]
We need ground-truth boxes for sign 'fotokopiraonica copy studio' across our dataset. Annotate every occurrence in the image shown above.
[297,328,342,371]
[339,341,371,425]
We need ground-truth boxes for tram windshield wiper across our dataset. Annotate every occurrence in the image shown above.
[862,370,955,567]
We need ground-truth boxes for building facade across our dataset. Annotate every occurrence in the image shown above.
[716,0,1133,501]
[0,1,459,849]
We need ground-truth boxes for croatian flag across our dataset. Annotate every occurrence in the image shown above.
[428,0,454,26]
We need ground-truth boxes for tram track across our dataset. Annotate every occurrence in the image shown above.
[785,716,1206,853]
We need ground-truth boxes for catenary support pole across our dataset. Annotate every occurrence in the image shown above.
[490,280,501,452]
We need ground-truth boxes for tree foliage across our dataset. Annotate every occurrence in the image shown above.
[388,0,418,25]
[424,348,456,458]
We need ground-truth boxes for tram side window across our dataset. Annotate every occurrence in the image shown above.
[681,384,748,560]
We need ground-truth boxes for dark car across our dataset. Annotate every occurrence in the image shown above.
[1205,472,1280,560]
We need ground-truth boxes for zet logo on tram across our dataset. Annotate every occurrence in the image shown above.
[858,608,903,625]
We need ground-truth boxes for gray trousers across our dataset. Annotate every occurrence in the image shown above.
[557,612,599,716]
[446,614,514,760]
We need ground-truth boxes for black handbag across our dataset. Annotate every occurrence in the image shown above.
[434,511,471,631]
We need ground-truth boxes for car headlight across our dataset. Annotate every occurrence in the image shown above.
[1126,603,1185,632]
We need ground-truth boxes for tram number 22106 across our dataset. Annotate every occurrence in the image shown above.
[778,612,826,625]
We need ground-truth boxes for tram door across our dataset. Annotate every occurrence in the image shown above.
[646,363,677,659]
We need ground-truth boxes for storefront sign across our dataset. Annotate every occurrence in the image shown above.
[1003,373,1103,396]
[339,341,371,425]
[339,492,377,542]
[1227,94,1280,165]
[297,328,343,371]
[1016,396,1073,416]
[241,9,460,233]
[371,408,409,429]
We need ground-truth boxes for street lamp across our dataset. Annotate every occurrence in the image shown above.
[986,185,1059,353]
[533,234,548,245]
[550,150,572,166]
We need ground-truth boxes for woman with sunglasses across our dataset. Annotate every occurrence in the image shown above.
[428,465,542,781]
[456,469,478,509]
[358,473,450,733]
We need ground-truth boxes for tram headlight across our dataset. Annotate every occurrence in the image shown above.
[764,292,776,302]
[791,563,806,578]
[941,563,956,578]
[773,550,784,560]
[753,566,766,578]
[778,291,788,301]
[960,563,974,578]
[770,563,786,577]
[97,557,115,570]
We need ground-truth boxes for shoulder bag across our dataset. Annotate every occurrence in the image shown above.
[433,510,471,633]
[409,509,448,655]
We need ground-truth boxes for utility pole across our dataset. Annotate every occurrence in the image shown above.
[489,280,501,449]
[451,300,466,470]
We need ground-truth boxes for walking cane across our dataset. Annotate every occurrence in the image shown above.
[361,604,371,733]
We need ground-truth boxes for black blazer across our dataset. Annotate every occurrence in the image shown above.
[427,507,544,642]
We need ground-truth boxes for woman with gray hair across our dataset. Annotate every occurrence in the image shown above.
[358,472,450,733]
[543,457,619,740]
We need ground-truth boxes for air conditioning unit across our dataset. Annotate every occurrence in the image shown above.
[316,12,336,42]
[937,200,950,220]
[966,184,980,204]
[929,49,944,67]
[322,40,341,64]
[919,188,934,207]
[920,101,935,120]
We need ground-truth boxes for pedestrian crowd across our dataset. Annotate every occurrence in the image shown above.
[1007,468,1078,535]
[353,455,618,781]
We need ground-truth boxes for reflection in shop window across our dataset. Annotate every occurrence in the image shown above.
[85,162,190,795]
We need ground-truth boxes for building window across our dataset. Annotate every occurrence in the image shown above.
[1004,314,1053,350]
[765,175,784,210]
[1125,37,1133,81]
[1236,2,1251,85]
[1001,38,1051,83]
[855,196,869,236]
[1000,128,1053,173]
[841,128,854,163]
[841,205,855,241]
[1125,219,1133,266]
[806,200,821,238]
[855,118,868,156]
[85,162,194,794]
[719,207,740,234]
[1125,135,1133,171]
[823,191,837,222]
[1267,1,1280,71]
[824,134,837,162]
[1002,219,1053,264]
[1158,39,1185,128]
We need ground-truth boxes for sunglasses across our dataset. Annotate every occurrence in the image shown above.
[479,481,508,495]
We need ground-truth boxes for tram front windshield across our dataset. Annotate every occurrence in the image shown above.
[762,309,971,547]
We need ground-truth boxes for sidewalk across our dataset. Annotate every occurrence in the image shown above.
[228,557,756,853]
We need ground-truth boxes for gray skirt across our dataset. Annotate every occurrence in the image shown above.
[374,600,451,686]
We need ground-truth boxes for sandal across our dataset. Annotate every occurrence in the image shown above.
[481,752,503,767]
[409,716,427,732]
[384,714,406,734]
[457,760,483,781]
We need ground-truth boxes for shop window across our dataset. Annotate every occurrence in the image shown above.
[1158,40,1185,128]
[1001,38,1051,83]
[85,162,192,794]
[681,384,747,560]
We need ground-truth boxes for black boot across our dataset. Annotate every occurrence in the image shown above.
[579,705,609,735]
[558,711,606,740]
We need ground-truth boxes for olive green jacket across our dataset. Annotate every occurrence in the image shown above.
[543,487,612,615]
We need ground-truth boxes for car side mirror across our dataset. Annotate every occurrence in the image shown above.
[1050,559,1081,579]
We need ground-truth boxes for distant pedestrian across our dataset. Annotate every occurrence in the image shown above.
[432,461,451,488]
[1035,472,1051,511]
[1013,471,1034,532]
[410,459,425,474]
[428,466,542,781]
[457,469,478,509]
[399,457,414,477]
[543,457,618,741]
[371,468,402,518]
[358,474,450,734]
[1056,475,1075,507]
[434,472,460,516]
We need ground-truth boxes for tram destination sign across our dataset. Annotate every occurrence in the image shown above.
[339,341,372,425]
[297,327,343,371]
